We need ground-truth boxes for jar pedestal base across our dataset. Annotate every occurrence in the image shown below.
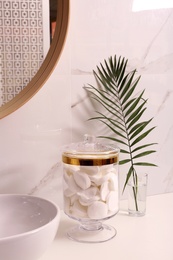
[66,223,117,243]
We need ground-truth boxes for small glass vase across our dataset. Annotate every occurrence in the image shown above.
[127,173,148,217]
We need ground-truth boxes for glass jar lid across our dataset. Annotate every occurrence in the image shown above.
[62,134,119,166]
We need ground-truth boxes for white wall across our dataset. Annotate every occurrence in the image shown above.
[0,0,173,208]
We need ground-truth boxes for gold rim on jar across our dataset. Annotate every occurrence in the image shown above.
[62,153,119,166]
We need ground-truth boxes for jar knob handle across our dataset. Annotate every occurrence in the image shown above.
[84,134,96,143]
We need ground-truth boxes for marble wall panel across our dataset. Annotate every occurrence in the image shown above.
[0,0,172,208]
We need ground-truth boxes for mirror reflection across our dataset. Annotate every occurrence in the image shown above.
[0,0,57,107]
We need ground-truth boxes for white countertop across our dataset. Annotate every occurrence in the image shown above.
[39,193,173,260]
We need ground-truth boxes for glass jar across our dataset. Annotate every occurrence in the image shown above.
[62,135,119,243]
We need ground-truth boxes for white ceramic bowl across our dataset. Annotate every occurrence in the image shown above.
[0,194,60,260]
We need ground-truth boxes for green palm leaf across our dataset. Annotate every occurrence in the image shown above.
[129,118,153,136]
[132,150,156,159]
[131,143,157,153]
[124,90,145,117]
[85,55,157,202]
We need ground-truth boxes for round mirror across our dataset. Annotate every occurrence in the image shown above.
[0,0,69,119]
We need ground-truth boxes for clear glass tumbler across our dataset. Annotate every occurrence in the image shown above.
[127,173,148,217]
[62,135,119,243]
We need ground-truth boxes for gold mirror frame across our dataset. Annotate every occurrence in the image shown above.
[0,0,69,119]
